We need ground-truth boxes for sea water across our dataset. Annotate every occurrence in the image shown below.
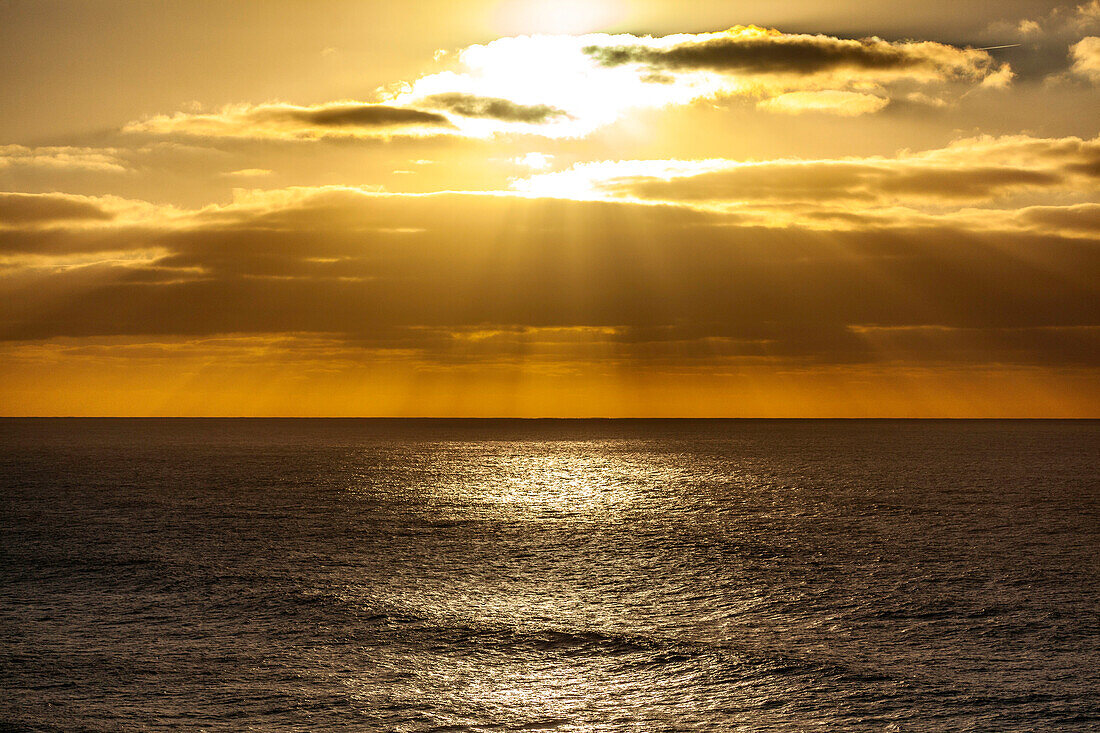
[1,419,1098,731]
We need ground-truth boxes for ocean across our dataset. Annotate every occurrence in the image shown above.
[1,419,1098,731]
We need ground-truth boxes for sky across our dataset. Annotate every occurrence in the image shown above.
[1,0,1098,417]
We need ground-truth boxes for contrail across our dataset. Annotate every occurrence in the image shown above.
[976,43,1023,50]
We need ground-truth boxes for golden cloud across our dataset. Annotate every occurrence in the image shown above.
[514,134,1100,211]
[1071,36,1100,82]
[1,186,1096,373]
[754,90,889,116]
[124,26,1013,143]
[585,26,1000,82]
[0,145,128,172]
[124,102,456,141]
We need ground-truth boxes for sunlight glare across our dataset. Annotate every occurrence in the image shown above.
[493,0,627,35]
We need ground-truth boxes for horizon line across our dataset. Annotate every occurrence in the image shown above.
[2,416,1096,421]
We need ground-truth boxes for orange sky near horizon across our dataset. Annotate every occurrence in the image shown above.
[1,1,1098,416]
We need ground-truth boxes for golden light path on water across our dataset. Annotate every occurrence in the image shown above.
[344,439,782,728]
[424,446,641,520]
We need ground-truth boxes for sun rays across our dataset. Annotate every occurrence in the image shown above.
[0,3,1098,416]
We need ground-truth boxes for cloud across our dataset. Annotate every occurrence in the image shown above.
[1,187,1096,374]
[512,152,553,170]
[124,97,569,142]
[0,193,115,225]
[220,168,274,178]
[1018,19,1043,35]
[514,134,1100,208]
[584,26,999,81]
[129,26,1012,144]
[420,27,1005,130]
[981,1,1100,80]
[124,102,455,141]
[755,90,889,116]
[418,93,569,123]
[992,1,1100,39]
[266,104,448,128]
[1082,0,1100,26]
[1070,36,1100,81]
[1018,203,1100,233]
[0,145,128,172]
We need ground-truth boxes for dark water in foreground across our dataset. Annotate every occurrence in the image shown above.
[1,419,1098,732]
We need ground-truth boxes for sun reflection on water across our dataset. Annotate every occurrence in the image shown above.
[418,442,652,521]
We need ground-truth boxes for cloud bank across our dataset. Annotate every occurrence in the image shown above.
[1,180,1096,375]
[515,134,1100,213]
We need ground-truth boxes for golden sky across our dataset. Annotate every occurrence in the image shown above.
[1,0,1098,416]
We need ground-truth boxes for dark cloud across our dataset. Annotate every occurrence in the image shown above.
[584,32,994,79]
[0,193,114,225]
[123,102,457,140]
[1067,158,1100,177]
[257,104,452,128]
[878,167,1062,196]
[1,191,1097,370]
[418,93,569,123]
[1019,203,1100,233]
[976,1,1100,80]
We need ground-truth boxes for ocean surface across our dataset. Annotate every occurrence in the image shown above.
[1,419,1098,732]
